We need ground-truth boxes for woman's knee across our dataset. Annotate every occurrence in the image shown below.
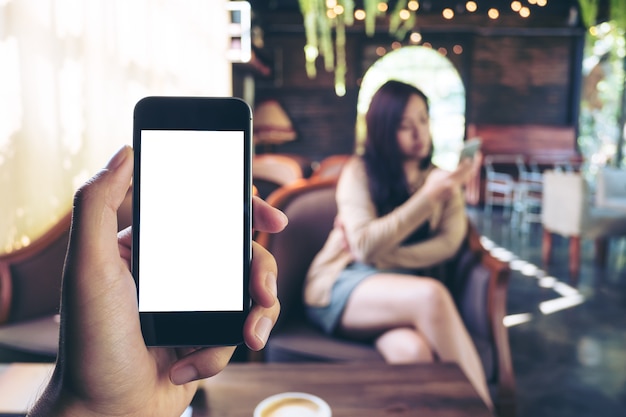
[409,278,456,324]
[375,328,434,364]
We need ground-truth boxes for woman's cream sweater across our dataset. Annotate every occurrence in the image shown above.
[304,156,467,307]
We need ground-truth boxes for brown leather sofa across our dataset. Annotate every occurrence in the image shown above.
[0,186,133,362]
[255,177,516,417]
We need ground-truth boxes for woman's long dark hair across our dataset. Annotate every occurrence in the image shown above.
[363,80,432,216]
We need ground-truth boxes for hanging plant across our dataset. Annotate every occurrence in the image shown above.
[577,0,599,28]
[298,1,626,96]
[298,0,417,96]
[609,0,626,30]
[578,0,626,29]
[299,0,357,96]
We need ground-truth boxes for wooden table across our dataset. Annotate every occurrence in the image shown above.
[194,362,492,417]
[0,363,54,416]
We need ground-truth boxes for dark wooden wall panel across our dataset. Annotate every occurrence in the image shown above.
[256,88,358,160]
[255,33,360,161]
[471,124,578,161]
[470,36,573,125]
[250,14,584,165]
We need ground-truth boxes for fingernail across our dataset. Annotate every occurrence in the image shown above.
[278,210,289,226]
[171,365,199,385]
[255,316,273,345]
[266,271,277,300]
[106,145,130,170]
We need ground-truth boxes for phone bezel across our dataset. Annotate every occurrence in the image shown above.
[132,96,252,347]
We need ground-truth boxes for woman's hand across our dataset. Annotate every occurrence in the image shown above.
[28,146,287,417]
[421,153,481,202]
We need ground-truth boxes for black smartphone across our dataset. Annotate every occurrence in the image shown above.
[132,96,252,347]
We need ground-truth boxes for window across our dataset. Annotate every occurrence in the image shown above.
[0,0,231,254]
[357,45,466,170]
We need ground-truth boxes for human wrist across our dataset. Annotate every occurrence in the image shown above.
[27,368,107,417]
[415,183,443,203]
[29,394,132,417]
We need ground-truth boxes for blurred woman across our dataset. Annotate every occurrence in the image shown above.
[304,80,492,408]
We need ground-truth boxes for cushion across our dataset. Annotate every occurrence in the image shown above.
[265,321,383,362]
[0,315,59,357]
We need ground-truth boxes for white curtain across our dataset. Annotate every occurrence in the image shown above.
[0,0,231,254]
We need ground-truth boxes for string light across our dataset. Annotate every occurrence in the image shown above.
[410,32,423,43]
[301,0,556,96]
[519,6,530,17]
[488,8,500,19]
[466,1,478,12]
[338,0,548,23]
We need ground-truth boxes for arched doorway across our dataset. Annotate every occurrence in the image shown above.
[357,46,466,171]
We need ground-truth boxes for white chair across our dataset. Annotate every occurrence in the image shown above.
[541,170,626,278]
[512,156,543,232]
[484,155,518,217]
[595,166,626,211]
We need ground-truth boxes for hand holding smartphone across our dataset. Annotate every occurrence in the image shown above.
[132,97,252,347]
[458,138,482,164]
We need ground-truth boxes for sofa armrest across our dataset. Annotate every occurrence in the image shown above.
[0,261,11,324]
[467,228,516,417]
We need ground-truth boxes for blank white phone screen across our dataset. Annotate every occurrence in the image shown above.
[138,130,244,312]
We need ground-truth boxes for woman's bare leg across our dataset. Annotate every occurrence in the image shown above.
[374,327,435,363]
[338,273,493,410]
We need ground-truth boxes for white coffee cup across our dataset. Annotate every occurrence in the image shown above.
[253,392,332,417]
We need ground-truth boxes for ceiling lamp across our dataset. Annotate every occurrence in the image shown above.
[253,100,297,146]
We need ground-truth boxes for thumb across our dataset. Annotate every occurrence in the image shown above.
[66,145,134,276]
[62,145,135,340]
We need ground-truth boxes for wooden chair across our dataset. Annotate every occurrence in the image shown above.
[0,211,70,362]
[0,186,133,361]
[252,154,305,199]
[255,178,516,417]
[541,170,626,278]
[310,154,351,180]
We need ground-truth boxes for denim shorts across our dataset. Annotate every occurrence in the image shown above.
[305,262,419,335]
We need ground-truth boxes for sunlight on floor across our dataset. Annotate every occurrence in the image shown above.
[480,236,586,327]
